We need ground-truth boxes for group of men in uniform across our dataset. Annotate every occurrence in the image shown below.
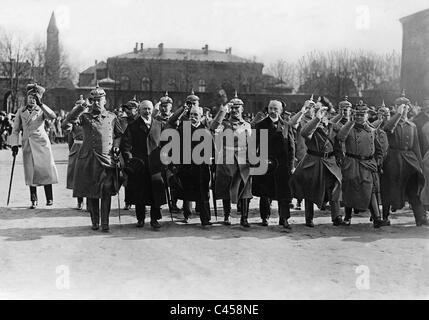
[8,82,429,232]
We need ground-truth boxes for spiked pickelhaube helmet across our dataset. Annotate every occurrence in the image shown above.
[89,81,106,99]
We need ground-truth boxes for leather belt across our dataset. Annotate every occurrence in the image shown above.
[345,152,373,160]
[307,150,335,159]
[390,147,409,151]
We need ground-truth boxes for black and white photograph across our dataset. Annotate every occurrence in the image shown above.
[0,0,428,304]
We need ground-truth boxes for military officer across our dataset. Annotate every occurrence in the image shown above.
[120,100,167,229]
[293,96,316,210]
[10,83,58,209]
[336,101,387,228]
[381,92,427,226]
[290,103,346,227]
[63,83,123,232]
[252,100,295,228]
[209,92,252,227]
[62,95,87,210]
[118,96,139,210]
[413,99,429,207]
[166,102,212,226]
[154,92,182,214]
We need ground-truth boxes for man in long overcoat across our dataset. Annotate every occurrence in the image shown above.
[118,97,139,210]
[290,104,346,227]
[252,100,295,229]
[336,101,387,228]
[166,103,212,226]
[209,93,252,227]
[62,95,87,210]
[120,100,167,229]
[10,83,58,208]
[381,93,427,226]
[413,99,429,208]
[63,84,123,232]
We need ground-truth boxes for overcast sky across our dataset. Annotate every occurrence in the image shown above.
[0,0,428,72]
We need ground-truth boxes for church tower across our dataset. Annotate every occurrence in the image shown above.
[45,11,60,87]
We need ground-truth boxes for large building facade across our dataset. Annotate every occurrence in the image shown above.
[400,8,429,103]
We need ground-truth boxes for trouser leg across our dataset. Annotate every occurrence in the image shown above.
[30,187,37,202]
[198,200,211,224]
[124,187,130,205]
[150,206,162,221]
[183,200,192,219]
[278,199,291,220]
[406,175,427,224]
[77,197,83,204]
[100,196,111,228]
[223,199,231,215]
[344,207,353,221]
[135,203,146,222]
[259,197,271,220]
[305,200,314,221]
[88,198,100,225]
[44,185,53,201]
[330,200,341,221]
[368,193,381,221]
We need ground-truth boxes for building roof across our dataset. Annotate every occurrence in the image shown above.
[400,8,429,24]
[111,47,254,63]
[80,61,107,74]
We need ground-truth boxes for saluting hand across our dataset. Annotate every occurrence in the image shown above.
[33,94,42,106]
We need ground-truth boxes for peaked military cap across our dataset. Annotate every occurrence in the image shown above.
[160,91,173,105]
[26,83,45,98]
[186,89,200,102]
[89,81,106,99]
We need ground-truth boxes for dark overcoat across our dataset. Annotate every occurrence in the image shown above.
[173,121,211,201]
[252,116,295,201]
[337,121,383,210]
[381,113,424,210]
[290,117,342,207]
[120,117,167,207]
[62,108,122,198]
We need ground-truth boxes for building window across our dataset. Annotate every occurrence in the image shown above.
[167,78,176,91]
[120,76,130,90]
[198,79,206,93]
[141,77,150,91]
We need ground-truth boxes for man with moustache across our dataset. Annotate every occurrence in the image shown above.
[381,92,427,226]
[290,103,346,227]
[118,96,139,210]
[10,83,58,209]
[63,83,123,232]
[62,95,87,210]
[252,100,295,228]
[121,100,167,229]
[336,101,387,228]
[166,102,212,226]
[210,92,252,227]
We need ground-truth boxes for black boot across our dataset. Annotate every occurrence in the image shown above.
[344,207,352,226]
[240,199,250,228]
[224,213,231,226]
[305,200,314,227]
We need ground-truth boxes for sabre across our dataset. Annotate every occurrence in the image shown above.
[7,154,16,206]
[209,158,218,221]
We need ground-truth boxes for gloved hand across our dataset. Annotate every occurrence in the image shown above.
[33,93,42,106]
[12,146,18,157]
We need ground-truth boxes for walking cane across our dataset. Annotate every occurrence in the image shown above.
[114,154,121,224]
[209,158,218,221]
[7,154,16,206]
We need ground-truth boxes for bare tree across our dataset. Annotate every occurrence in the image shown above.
[0,31,33,113]
[266,59,296,88]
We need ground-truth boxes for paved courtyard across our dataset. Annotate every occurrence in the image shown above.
[0,144,428,299]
